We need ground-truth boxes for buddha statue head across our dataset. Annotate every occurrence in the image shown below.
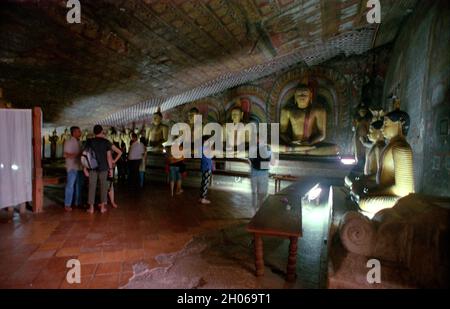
[367,120,384,143]
[153,111,163,126]
[188,107,200,126]
[382,109,410,140]
[294,84,313,109]
[354,102,372,121]
[230,106,244,125]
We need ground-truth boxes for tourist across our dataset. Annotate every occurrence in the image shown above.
[85,125,113,214]
[63,126,83,211]
[127,133,145,188]
[139,136,148,188]
[167,144,184,197]
[107,143,123,208]
[249,139,272,215]
[199,136,214,204]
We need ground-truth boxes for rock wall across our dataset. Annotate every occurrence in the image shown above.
[383,0,450,196]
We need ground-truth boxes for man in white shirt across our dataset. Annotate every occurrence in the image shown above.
[128,133,145,188]
[64,126,83,211]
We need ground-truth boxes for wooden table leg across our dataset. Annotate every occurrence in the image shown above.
[286,236,298,282]
[254,233,264,277]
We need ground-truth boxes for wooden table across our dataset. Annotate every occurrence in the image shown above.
[247,192,302,282]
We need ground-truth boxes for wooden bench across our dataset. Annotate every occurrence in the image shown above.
[247,191,302,282]
[271,174,299,193]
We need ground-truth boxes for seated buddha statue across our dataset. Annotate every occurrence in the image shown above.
[352,103,373,168]
[345,119,386,189]
[351,108,415,217]
[146,110,168,153]
[222,106,252,154]
[279,84,339,156]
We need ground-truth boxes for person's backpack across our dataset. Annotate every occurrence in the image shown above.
[81,143,98,170]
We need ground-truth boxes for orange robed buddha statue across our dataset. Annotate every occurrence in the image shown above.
[279,84,339,156]
[351,108,415,217]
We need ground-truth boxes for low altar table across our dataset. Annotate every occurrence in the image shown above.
[247,186,303,282]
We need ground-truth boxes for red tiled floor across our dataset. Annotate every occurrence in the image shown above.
[59,275,93,289]
[95,262,122,275]
[56,247,80,257]
[78,251,104,265]
[88,273,120,289]
[32,269,66,289]
[80,263,98,277]
[119,272,134,287]
[0,182,254,288]
[102,250,125,263]
[28,249,56,260]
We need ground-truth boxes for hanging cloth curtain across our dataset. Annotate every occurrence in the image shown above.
[0,109,32,209]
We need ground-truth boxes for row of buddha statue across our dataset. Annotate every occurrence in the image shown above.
[345,99,415,217]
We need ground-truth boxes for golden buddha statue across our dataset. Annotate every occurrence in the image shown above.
[345,119,385,189]
[364,120,386,176]
[222,105,252,151]
[352,103,372,167]
[279,84,339,156]
[351,108,415,217]
[49,129,59,160]
[147,109,168,153]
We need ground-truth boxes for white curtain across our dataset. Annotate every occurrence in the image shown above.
[0,109,32,209]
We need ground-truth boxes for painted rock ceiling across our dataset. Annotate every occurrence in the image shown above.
[0,0,417,126]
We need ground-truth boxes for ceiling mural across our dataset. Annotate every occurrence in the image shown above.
[0,0,417,126]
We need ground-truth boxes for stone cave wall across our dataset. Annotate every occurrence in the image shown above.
[383,0,450,196]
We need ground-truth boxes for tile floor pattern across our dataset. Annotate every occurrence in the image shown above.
[0,180,329,289]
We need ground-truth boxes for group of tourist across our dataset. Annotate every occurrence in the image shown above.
[63,125,147,213]
[63,123,272,215]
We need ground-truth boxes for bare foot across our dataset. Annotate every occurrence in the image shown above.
[100,206,107,213]
[111,203,118,209]
[200,198,211,204]
[176,190,183,195]
[86,207,94,214]
[64,206,72,212]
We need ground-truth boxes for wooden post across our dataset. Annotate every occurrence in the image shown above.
[286,236,298,282]
[254,234,264,277]
[32,107,43,213]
